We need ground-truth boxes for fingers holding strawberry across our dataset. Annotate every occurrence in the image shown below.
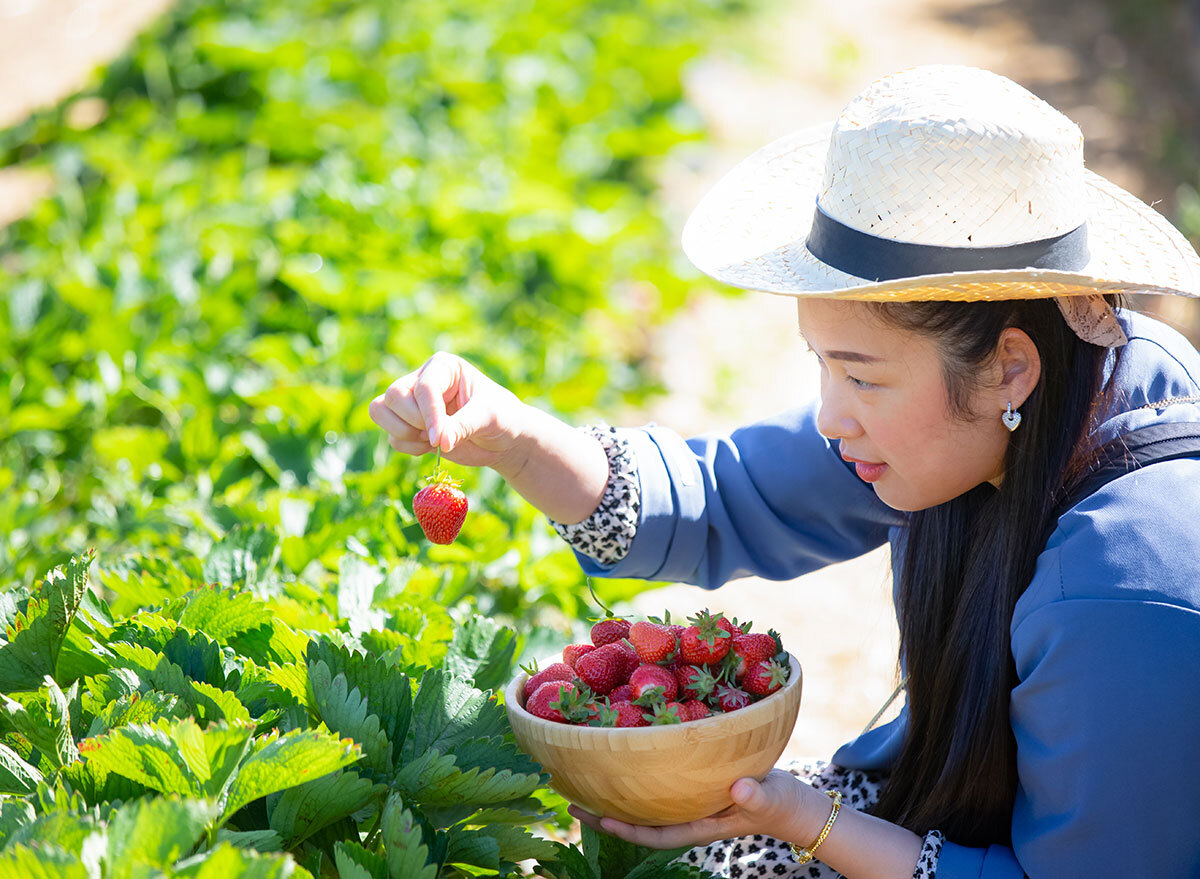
[370,351,529,469]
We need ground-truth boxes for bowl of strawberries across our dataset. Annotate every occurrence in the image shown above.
[504,609,803,826]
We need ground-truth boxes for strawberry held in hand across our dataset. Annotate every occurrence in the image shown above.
[412,470,468,544]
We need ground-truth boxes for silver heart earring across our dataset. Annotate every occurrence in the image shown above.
[1002,401,1022,432]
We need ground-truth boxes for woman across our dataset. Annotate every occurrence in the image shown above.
[369,66,1200,877]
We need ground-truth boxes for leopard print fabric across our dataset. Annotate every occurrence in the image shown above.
[549,424,640,565]
[678,759,944,878]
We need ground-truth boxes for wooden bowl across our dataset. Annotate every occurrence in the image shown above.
[504,654,803,826]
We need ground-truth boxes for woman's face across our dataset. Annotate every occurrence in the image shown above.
[796,299,1015,512]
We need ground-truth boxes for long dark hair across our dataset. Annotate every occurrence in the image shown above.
[866,295,1118,846]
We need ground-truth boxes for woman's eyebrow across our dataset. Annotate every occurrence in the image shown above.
[824,350,884,364]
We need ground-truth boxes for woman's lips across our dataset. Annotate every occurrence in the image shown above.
[842,451,888,483]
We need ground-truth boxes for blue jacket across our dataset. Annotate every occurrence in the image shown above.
[573,310,1200,878]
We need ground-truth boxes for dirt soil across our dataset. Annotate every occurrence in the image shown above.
[0,0,1185,764]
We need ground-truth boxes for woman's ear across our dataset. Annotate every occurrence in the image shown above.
[994,327,1041,408]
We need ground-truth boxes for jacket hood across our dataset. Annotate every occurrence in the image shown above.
[1092,309,1200,446]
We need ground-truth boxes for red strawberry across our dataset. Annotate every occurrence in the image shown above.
[609,683,634,703]
[728,632,777,680]
[680,699,711,721]
[590,617,631,647]
[526,681,581,723]
[674,664,719,701]
[713,684,752,713]
[743,658,789,696]
[611,701,650,728]
[647,701,686,725]
[411,472,468,544]
[523,662,575,702]
[574,643,625,696]
[614,640,639,678]
[628,621,677,664]
[680,609,733,665]
[630,664,678,704]
[562,643,596,670]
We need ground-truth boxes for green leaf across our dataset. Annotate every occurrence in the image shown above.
[581,824,702,879]
[336,554,386,637]
[203,526,281,591]
[173,842,300,879]
[78,718,253,800]
[334,840,387,879]
[472,824,559,864]
[304,642,412,748]
[393,741,542,810]
[222,726,361,817]
[105,796,220,879]
[307,660,392,772]
[443,826,500,871]
[0,677,77,769]
[399,670,506,765]
[267,769,383,848]
[0,799,34,847]
[177,584,276,643]
[0,741,44,794]
[379,794,437,879]
[0,844,89,879]
[442,616,519,693]
[84,690,183,738]
[4,809,98,856]
[0,551,92,691]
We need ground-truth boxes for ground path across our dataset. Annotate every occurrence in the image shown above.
[0,0,1181,762]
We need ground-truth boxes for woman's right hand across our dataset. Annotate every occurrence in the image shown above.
[368,352,528,471]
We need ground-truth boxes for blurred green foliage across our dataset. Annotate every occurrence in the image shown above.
[0,0,751,631]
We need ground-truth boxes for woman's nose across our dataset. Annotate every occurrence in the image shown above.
[816,394,861,440]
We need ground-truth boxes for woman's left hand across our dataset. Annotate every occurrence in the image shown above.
[567,769,818,850]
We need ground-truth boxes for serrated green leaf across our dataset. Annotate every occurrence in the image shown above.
[0,741,43,794]
[443,826,500,871]
[308,661,391,772]
[203,526,281,591]
[0,551,93,692]
[473,824,559,864]
[393,743,542,810]
[379,794,437,879]
[336,554,386,637]
[0,800,34,848]
[177,585,275,642]
[78,718,252,801]
[217,828,283,852]
[173,842,297,879]
[536,842,598,879]
[334,840,386,879]
[5,809,99,856]
[223,727,361,818]
[399,670,506,765]
[0,844,89,879]
[0,677,77,769]
[442,617,519,693]
[304,642,411,748]
[191,680,253,725]
[267,769,382,848]
[84,690,183,738]
[106,796,219,879]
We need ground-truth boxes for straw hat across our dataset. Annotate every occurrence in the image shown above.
[681,65,1200,347]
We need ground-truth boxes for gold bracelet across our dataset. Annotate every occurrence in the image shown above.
[789,789,843,865]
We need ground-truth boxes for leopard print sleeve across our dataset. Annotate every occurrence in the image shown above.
[548,424,640,566]
[912,830,945,878]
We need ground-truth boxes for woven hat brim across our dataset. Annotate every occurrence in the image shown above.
[681,121,1200,301]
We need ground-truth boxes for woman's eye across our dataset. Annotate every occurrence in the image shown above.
[848,375,875,389]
